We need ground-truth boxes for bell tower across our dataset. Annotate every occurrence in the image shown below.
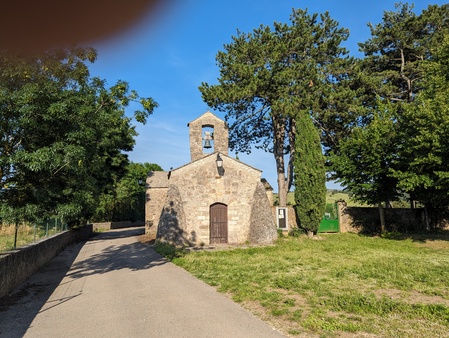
[187,111,228,162]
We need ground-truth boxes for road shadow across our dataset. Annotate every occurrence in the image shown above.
[0,240,84,338]
[0,227,165,338]
[92,226,146,240]
[68,228,166,279]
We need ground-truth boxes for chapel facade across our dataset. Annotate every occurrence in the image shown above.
[145,111,277,246]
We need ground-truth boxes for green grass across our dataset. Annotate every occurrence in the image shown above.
[159,233,449,337]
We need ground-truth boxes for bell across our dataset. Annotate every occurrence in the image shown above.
[204,139,212,149]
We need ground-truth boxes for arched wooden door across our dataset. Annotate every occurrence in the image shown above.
[210,203,228,244]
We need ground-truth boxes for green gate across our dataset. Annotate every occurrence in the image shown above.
[318,203,339,233]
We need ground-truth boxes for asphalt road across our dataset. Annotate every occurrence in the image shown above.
[0,227,285,337]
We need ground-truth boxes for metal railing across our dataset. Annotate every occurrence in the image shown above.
[0,219,68,252]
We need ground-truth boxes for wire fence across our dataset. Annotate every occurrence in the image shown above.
[0,219,68,252]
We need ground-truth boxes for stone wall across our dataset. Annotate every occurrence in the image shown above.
[93,221,144,231]
[188,111,228,162]
[145,171,169,236]
[249,182,278,244]
[272,205,298,233]
[154,153,277,245]
[157,185,189,246]
[0,224,93,298]
[338,201,449,233]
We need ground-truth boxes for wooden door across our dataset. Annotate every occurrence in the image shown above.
[210,203,228,244]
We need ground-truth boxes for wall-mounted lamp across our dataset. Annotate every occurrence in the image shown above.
[138,178,144,186]
[216,153,223,168]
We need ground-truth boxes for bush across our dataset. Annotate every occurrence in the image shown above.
[288,227,305,237]
[154,241,186,260]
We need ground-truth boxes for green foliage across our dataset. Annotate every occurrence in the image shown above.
[199,8,352,206]
[330,99,400,206]
[93,162,163,222]
[0,48,158,225]
[358,3,449,104]
[294,112,326,234]
[154,241,186,260]
[288,227,304,237]
[391,36,449,209]
[330,3,449,213]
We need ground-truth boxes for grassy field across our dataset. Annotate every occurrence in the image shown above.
[279,190,366,207]
[158,233,449,337]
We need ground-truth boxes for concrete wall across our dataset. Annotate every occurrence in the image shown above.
[0,224,93,298]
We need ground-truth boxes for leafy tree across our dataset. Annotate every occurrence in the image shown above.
[294,112,326,236]
[94,162,163,222]
[358,3,449,104]
[330,101,400,232]
[199,9,352,206]
[330,3,449,220]
[391,36,449,227]
[0,48,158,226]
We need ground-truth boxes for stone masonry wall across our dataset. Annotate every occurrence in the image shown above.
[337,201,449,233]
[145,187,168,235]
[189,112,228,162]
[249,182,278,244]
[167,154,263,245]
[157,185,189,245]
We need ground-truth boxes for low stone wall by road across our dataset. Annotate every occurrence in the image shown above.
[93,221,144,231]
[0,225,93,299]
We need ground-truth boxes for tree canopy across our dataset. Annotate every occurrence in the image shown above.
[200,8,351,206]
[392,35,449,211]
[93,162,163,222]
[330,3,449,229]
[0,47,158,225]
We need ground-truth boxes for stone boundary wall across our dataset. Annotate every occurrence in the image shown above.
[93,221,144,231]
[0,224,93,298]
[338,202,449,233]
[270,203,449,234]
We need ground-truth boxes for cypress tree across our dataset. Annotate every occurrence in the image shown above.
[294,112,326,237]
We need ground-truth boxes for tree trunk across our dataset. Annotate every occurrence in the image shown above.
[273,114,288,206]
[277,172,288,207]
[378,203,386,233]
[424,206,430,231]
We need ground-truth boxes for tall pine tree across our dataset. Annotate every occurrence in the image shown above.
[294,112,326,237]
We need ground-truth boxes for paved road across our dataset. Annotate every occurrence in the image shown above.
[0,228,285,337]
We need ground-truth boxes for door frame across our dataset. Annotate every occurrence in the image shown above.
[209,203,228,244]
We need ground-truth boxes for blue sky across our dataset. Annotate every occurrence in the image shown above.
[87,0,446,191]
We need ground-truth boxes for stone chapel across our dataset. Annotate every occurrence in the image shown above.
[145,111,277,246]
